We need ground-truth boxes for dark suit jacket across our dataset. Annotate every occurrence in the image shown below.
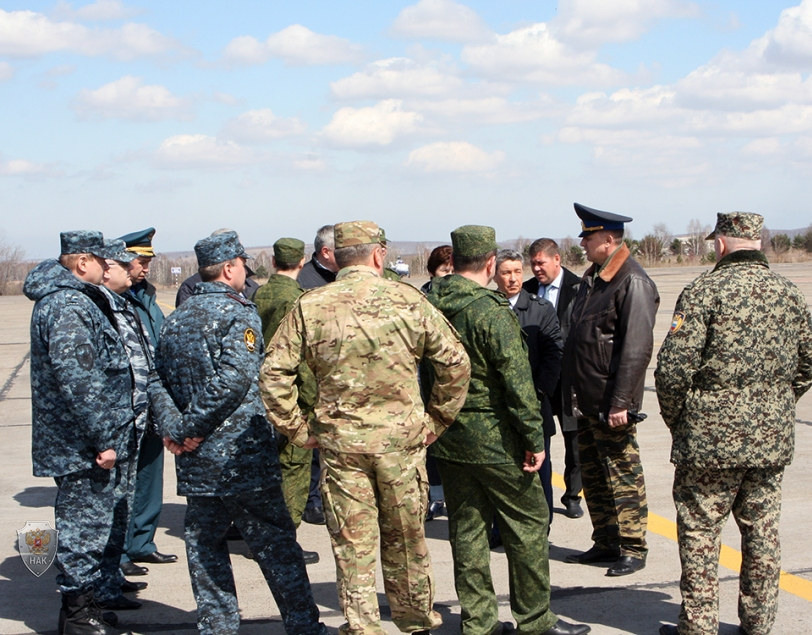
[523,266,581,431]
[511,289,562,438]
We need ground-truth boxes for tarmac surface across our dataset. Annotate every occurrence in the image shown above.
[1,263,811,635]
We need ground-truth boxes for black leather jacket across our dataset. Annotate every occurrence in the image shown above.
[561,244,659,418]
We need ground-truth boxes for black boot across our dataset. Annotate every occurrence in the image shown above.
[62,590,129,635]
[59,606,118,634]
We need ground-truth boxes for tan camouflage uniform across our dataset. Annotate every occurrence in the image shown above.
[260,221,471,635]
[655,212,812,635]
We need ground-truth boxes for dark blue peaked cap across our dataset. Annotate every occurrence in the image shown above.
[574,202,632,237]
[117,227,156,256]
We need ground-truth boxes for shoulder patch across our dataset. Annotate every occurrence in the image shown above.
[670,311,686,333]
[75,343,94,370]
[244,327,257,352]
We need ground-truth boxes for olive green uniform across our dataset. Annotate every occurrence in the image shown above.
[253,273,316,526]
[428,273,558,635]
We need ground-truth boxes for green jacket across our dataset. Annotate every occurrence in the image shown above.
[253,274,317,418]
[427,274,545,464]
[655,250,812,468]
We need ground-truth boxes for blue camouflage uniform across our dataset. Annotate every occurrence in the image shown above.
[25,256,136,603]
[148,230,325,635]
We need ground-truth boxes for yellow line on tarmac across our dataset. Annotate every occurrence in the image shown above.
[157,301,175,311]
[551,472,812,602]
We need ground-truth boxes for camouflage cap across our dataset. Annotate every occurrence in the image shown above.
[379,227,388,245]
[334,221,383,249]
[103,239,137,264]
[706,212,764,241]
[450,225,498,257]
[273,237,305,265]
[60,230,112,259]
[117,227,156,257]
[194,231,252,268]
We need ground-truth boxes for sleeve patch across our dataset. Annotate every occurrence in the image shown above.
[244,328,257,352]
[670,311,686,333]
[75,343,94,370]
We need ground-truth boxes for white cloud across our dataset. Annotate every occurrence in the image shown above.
[406,141,504,172]
[73,76,190,121]
[220,109,307,143]
[757,0,812,71]
[0,158,46,176]
[223,24,363,66]
[0,61,12,82]
[552,0,700,47]
[330,57,463,100]
[321,100,424,148]
[462,23,625,86]
[53,0,141,22]
[153,134,259,169]
[0,156,62,178]
[0,9,183,60]
[391,0,492,43]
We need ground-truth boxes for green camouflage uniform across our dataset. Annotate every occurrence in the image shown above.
[428,260,559,634]
[655,213,812,635]
[253,272,315,527]
[260,221,470,635]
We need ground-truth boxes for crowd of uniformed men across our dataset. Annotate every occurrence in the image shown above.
[25,204,812,635]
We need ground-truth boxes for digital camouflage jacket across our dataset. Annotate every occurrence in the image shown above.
[149,281,279,496]
[655,249,812,468]
[25,259,134,477]
[427,274,546,465]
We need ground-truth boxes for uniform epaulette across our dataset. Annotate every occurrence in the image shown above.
[226,292,251,306]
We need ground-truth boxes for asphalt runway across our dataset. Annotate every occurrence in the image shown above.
[1,263,810,634]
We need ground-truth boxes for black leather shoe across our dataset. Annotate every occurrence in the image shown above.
[562,499,584,519]
[659,625,678,635]
[490,622,515,635]
[97,595,142,610]
[119,561,148,576]
[425,499,444,521]
[302,507,326,525]
[131,551,178,564]
[539,618,591,635]
[564,545,620,564]
[120,579,147,593]
[606,555,646,576]
[303,550,320,565]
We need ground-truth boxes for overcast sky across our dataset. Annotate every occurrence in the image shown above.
[2,0,811,258]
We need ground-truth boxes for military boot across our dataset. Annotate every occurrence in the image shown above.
[61,590,130,635]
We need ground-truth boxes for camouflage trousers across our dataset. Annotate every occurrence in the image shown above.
[577,417,647,557]
[320,446,441,635]
[279,442,313,529]
[53,458,133,601]
[436,459,559,635]
[184,488,325,635]
[673,465,784,635]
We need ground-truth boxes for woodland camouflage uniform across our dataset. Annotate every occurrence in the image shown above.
[656,212,812,635]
